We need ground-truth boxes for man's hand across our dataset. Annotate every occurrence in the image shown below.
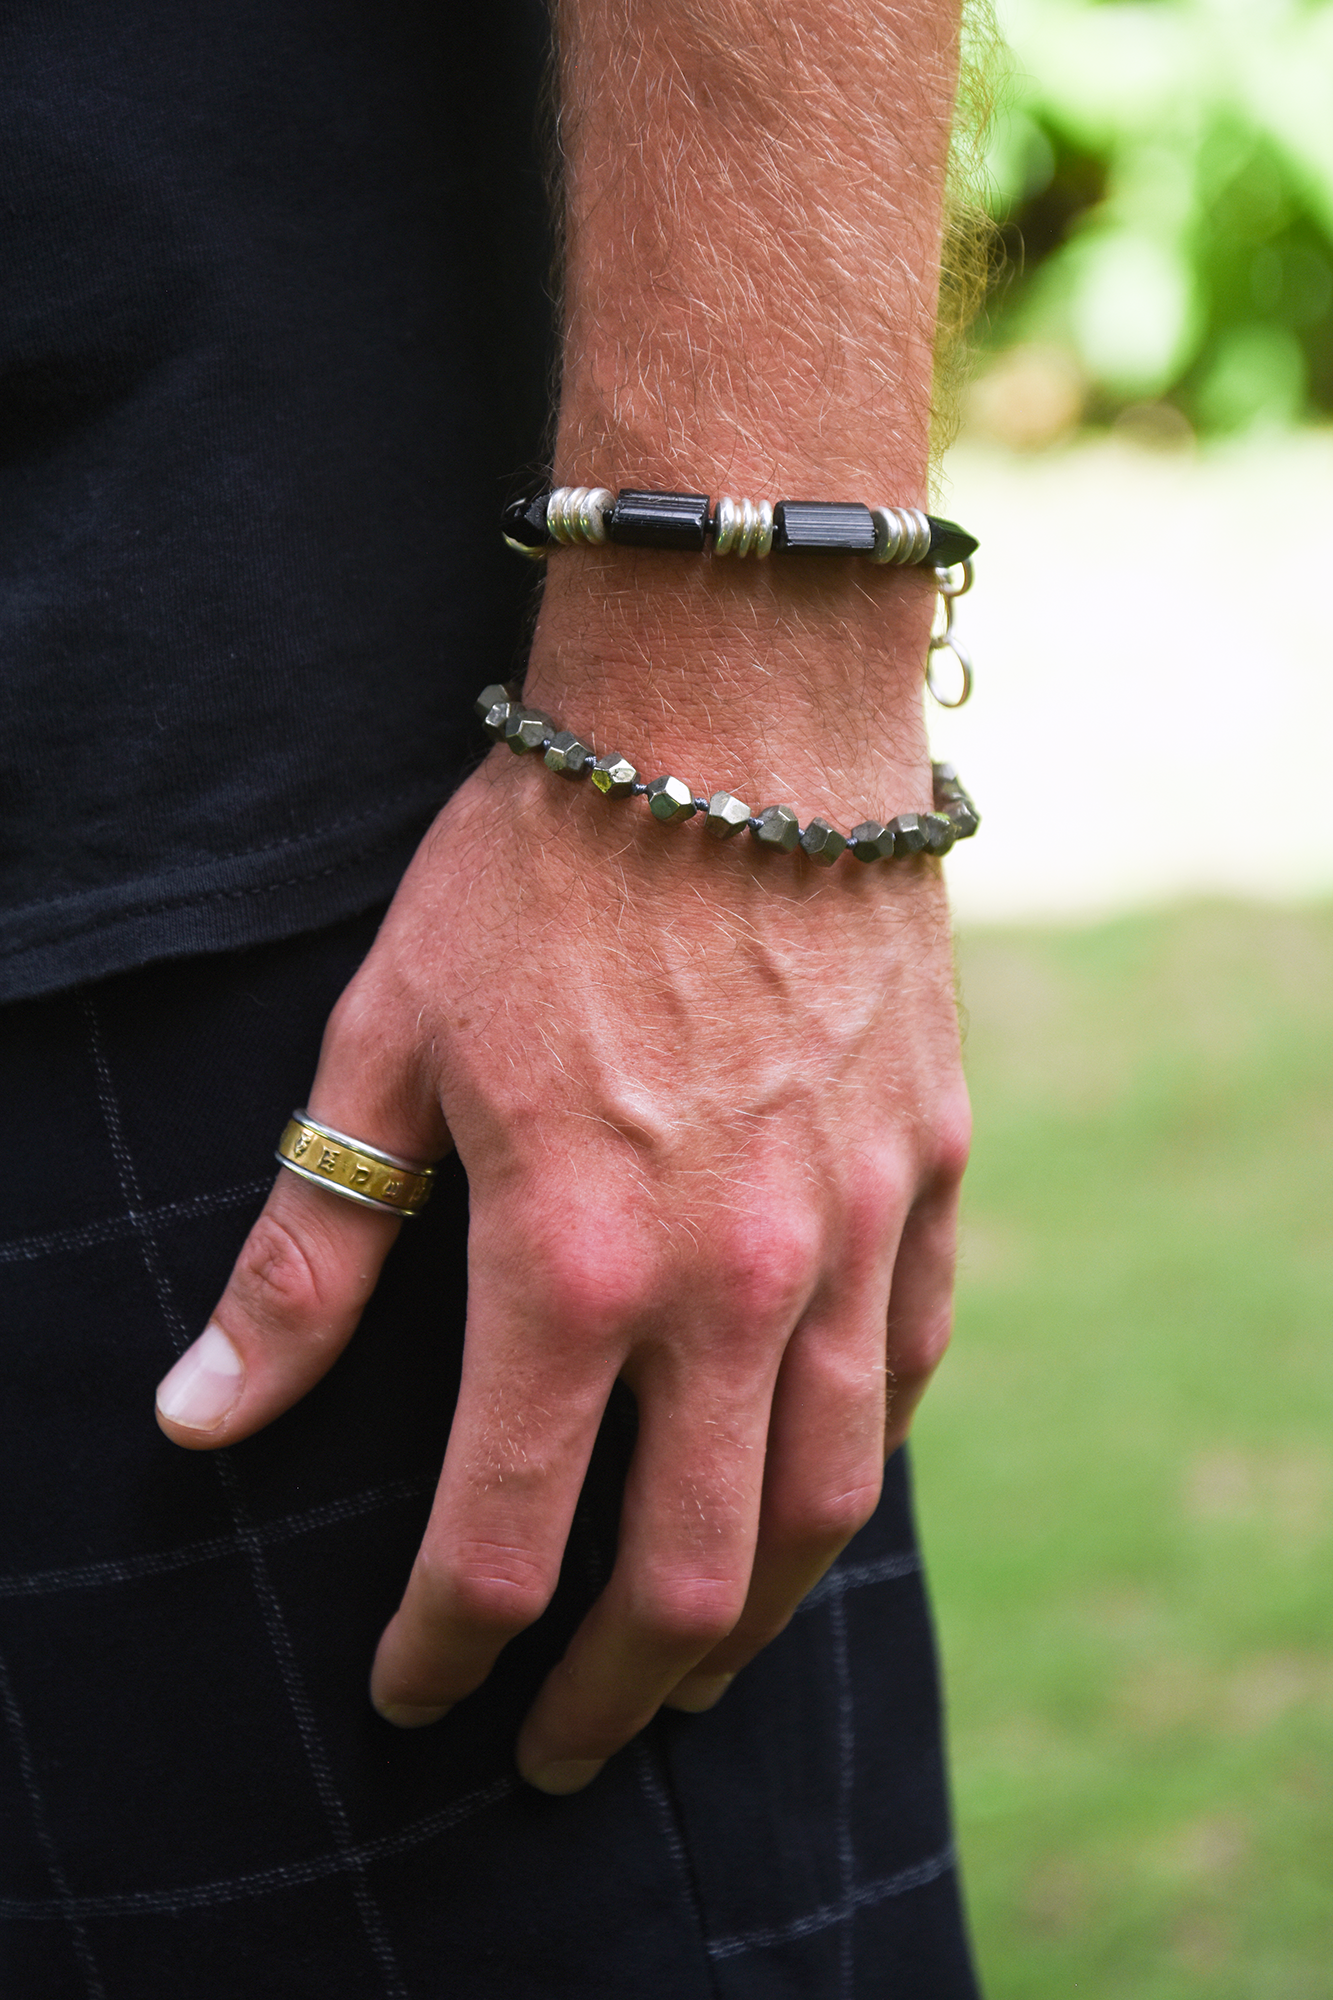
[155,0,969,1790]
[156,748,968,1790]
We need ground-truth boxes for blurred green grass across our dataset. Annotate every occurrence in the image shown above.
[913,900,1333,1997]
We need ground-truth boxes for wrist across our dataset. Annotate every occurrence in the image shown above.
[524,550,938,811]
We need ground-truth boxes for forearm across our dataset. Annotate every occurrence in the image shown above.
[526,0,963,808]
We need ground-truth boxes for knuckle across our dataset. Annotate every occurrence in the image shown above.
[632,1571,747,1654]
[498,1223,653,1353]
[792,1334,891,1434]
[843,1147,914,1245]
[890,1303,954,1381]
[796,1474,884,1550]
[770,1469,884,1555]
[425,1541,555,1637]
[229,1211,325,1337]
[930,1087,972,1186]
[714,1211,820,1325]
[321,974,393,1071]
[537,1238,648,1339]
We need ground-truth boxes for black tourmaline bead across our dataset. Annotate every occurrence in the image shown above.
[926,515,980,566]
[501,495,552,549]
[922,812,956,856]
[609,491,712,551]
[772,502,876,553]
[945,800,980,839]
[887,813,929,854]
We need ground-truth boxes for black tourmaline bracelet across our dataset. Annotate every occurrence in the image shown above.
[503,487,978,569]
[476,685,980,864]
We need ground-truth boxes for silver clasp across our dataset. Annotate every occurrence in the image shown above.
[926,558,974,709]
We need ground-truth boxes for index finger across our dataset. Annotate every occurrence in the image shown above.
[368,1263,625,1723]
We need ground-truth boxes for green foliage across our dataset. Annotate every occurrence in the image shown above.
[913,901,1333,1995]
[983,0,1333,429]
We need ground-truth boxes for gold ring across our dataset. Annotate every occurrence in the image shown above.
[275,1111,435,1218]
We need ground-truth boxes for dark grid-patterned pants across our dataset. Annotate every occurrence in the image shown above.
[0,910,980,1998]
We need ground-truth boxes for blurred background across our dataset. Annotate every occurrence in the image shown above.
[914,0,1333,1989]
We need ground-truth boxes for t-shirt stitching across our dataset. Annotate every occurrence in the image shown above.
[0,782,453,921]
[2,828,420,959]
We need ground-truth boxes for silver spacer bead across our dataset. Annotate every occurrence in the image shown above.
[713,495,774,559]
[869,505,933,565]
[546,486,616,545]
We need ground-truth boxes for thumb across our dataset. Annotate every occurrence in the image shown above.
[155,1100,446,1450]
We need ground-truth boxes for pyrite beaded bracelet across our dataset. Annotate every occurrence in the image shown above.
[503,486,978,567]
[476,684,980,865]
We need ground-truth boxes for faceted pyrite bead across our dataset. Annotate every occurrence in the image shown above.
[705,791,751,839]
[646,775,697,823]
[849,820,895,862]
[922,812,956,856]
[752,805,802,853]
[544,730,594,779]
[475,681,520,722]
[800,817,847,865]
[590,753,638,797]
[887,812,929,854]
[503,707,554,754]
[931,760,963,805]
[930,760,980,838]
[475,682,523,741]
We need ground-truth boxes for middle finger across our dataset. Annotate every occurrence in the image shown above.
[513,1337,780,1792]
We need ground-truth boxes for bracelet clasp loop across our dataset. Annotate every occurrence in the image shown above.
[927,559,975,708]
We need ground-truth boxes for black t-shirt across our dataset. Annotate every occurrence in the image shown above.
[1,0,553,1003]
